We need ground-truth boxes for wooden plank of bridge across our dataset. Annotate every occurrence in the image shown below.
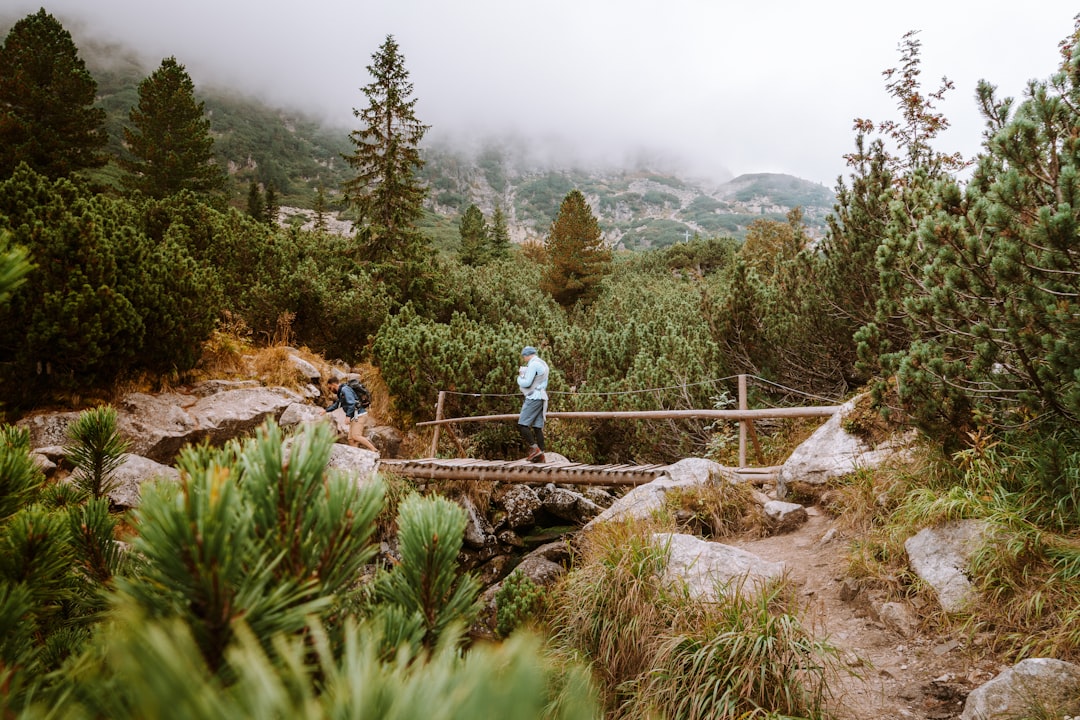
[379,458,669,486]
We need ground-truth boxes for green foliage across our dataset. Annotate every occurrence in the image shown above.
[65,406,130,500]
[516,173,575,229]
[617,218,695,250]
[0,425,123,705]
[541,190,612,308]
[548,528,671,711]
[661,235,738,277]
[457,203,489,266]
[2,418,599,717]
[0,9,107,179]
[496,569,546,637]
[371,493,481,649]
[489,204,512,260]
[858,32,1080,440]
[642,580,838,720]
[728,172,835,209]
[373,303,551,422]
[0,229,31,304]
[343,34,431,280]
[33,614,599,720]
[120,420,383,672]
[120,56,226,200]
[0,167,218,402]
[0,427,42,521]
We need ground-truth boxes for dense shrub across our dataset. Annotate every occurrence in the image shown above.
[0,166,218,402]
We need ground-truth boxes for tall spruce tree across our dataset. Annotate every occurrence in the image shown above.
[0,9,107,179]
[245,180,264,220]
[489,204,511,260]
[313,185,328,232]
[264,184,280,225]
[342,35,430,266]
[540,189,611,309]
[457,204,489,266]
[120,57,225,200]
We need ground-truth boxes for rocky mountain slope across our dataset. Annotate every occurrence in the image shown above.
[29,20,837,250]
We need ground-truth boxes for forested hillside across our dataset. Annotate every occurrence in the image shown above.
[59,27,834,250]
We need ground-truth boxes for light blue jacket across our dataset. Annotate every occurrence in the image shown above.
[517,356,549,400]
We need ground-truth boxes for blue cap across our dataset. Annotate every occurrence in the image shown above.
[521,346,538,357]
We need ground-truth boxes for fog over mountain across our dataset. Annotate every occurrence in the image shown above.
[2,1,1076,186]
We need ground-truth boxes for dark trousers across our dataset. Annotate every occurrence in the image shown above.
[518,423,544,451]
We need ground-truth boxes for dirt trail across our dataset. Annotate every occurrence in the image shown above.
[733,509,998,720]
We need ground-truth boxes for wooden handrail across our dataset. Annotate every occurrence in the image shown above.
[416,405,839,427]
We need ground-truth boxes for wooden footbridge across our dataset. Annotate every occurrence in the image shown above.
[381,375,842,486]
[379,457,784,486]
[379,457,673,485]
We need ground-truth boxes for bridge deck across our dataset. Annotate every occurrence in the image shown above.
[378,458,671,486]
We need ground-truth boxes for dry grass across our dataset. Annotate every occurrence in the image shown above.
[547,518,840,719]
[661,475,764,540]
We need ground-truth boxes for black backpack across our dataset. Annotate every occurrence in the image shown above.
[345,378,372,409]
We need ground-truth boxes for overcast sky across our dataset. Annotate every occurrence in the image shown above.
[6,1,1078,186]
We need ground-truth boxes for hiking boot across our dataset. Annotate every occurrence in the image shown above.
[529,452,546,463]
[524,446,542,462]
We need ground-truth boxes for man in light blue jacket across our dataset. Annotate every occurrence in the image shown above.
[516,345,549,462]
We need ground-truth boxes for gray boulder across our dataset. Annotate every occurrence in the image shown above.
[115,387,302,463]
[585,458,739,530]
[537,483,602,524]
[324,444,380,486]
[107,454,181,509]
[368,425,403,458]
[279,402,328,429]
[452,493,495,550]
[500,484,542,529]
[960,658,1080,720]
[776,394,916,498]
[654,532,786,601]
[15,411,83,449]
[188,379,261,397]
[904,519,987,613]
[763,500,809,533]
[287,354,321,384]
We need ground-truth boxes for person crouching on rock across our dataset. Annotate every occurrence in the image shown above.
[325,379,378,453]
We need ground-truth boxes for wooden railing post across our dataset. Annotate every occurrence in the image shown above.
[738,374,747,467]
[430,391,446,458]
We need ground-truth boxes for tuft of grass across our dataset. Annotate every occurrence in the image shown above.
[640,578,840,720]
[547,520,841,718]
[547,522,675,713]
[662,474,762,539]
[194,313,253,379]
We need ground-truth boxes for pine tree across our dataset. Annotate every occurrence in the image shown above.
[0,9,107,179]
[540,190,611,308]
[489,204,512,260]
[264,184,280,225]
[342,35,430,266]
[457,204,489,266]
[245,180,264,220]
[314,184,328,232]
[120,57,225,199]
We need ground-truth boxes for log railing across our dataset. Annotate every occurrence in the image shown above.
[419,375,841,467]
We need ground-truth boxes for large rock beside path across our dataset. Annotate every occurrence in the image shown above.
[584,458,739,530]
[16,386,306,465]
[776,394,916,498]
[654,532,786,601]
